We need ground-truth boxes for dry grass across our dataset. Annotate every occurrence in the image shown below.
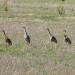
[0,0,75,75]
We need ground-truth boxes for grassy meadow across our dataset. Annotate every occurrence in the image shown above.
[0,0,75,75]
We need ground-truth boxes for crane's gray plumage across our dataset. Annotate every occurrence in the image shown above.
[47,28,57,44]
[23,26,30,44]
[64,30,72,45]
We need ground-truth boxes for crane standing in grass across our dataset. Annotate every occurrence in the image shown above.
[64,30,72,45]
[22,26,30,44]
[47,28,57,44]
[2,30,12,45]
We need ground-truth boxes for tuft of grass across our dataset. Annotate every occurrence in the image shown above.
[48,48,54,55]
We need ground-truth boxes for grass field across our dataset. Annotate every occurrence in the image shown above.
[0,0,75,75]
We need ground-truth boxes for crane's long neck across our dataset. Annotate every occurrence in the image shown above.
[64,31,67,38]
[47,29,53,40]
[24,28,27,35]
[47,29,53,36]
[3,31,8,39]
[64,34,68,39]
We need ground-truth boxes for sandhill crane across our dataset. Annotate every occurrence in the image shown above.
[64,30,72,45]
[22,26,30,44]
[2,30,12,45]
[47,28,57,44]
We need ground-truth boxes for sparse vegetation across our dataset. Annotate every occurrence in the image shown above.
[57,6,65,15]
[3,0,8,11]
[0,0,75,75]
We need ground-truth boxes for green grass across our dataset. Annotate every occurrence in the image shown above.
[0,0,75,75]
[0,0,75,19]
